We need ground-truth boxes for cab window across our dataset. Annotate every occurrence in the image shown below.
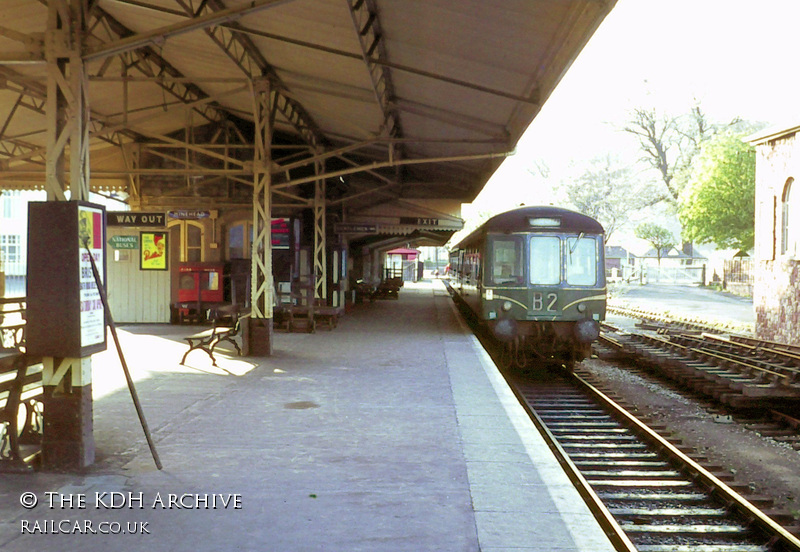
[566,236,597,285]
[529,236,561,285]
[488,236,523,285]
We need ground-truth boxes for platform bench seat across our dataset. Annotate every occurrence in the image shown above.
[371,278,402,300]
[274,304,316,333]
[0,346,43,473]
[180,309,247,366]
[314,305,344,330]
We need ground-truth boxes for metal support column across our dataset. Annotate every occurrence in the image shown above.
[41,0,94,470]
[249,78,275,354]
[313,156,327,302]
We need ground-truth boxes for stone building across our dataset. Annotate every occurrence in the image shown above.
[749,121,800,343]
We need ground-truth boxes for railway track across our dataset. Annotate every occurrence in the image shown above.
[452,286,800,549]
[598,325,800,410]
[506,369,800,552]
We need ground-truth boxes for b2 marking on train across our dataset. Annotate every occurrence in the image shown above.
[532,292,557,311]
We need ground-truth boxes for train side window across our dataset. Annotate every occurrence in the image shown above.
[529,236,561,285]
[489,236,523,285]
[566,236,597,285]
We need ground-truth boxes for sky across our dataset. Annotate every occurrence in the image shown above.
[469,0,800,248]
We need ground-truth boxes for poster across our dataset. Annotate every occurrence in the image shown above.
[78,204,105,349]
[140,231,168,270]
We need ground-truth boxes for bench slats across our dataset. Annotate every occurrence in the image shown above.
[0,351,43,472]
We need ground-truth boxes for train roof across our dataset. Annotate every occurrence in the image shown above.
[454,206,604,249]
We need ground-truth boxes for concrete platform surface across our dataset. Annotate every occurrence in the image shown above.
[0,281,615,552]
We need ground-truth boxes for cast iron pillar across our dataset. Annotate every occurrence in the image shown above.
[249,78,275,355]
[40,0,95,470]
[313,156,327,302]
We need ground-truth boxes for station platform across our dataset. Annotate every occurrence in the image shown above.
[0,280,616,552]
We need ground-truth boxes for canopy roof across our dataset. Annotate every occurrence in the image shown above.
[0,0,616,219]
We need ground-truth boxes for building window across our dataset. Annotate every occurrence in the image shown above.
[782,178,799,256]
[0,234,21,267]
[228,221,253,259]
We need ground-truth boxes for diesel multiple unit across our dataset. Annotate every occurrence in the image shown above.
[449,206,607,368]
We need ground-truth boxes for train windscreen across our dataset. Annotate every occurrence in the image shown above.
[566,236,598,285]
[488,236,524,285]
[529,236,561,285]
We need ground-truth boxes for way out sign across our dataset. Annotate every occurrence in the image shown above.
[108,235,139,249]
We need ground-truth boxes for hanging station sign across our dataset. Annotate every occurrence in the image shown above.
[107,211,166,227]
[168,209,210,220]
[334,223,378,234]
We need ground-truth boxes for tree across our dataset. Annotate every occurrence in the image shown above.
[635,223,676,266]
[624,107,681,204]
[560,154,661,242]
[678,132,755,251]
[623,102,742,212]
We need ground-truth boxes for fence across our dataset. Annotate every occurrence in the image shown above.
[723,259,753,297]
[608,264,706,285]
[644,265,706,285]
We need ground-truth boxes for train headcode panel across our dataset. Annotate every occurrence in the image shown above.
[26,201,108,358]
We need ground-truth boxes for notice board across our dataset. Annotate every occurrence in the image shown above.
[26,201,108,358]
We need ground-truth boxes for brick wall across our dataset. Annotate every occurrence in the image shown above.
[754,259,800,342]
[753,130,800,343]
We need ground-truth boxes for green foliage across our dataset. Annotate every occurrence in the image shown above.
[635,223,675,265]
[678,132,755,250]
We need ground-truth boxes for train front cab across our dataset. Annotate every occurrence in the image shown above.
[483,227,606,365]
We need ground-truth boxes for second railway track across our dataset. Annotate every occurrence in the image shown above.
[505,368,800,552]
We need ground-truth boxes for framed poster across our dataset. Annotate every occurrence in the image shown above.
[78,204,106,350]
[140,231,168,270]
[26,200,108,357]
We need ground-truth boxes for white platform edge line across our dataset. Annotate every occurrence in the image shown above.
[445,295,617,552]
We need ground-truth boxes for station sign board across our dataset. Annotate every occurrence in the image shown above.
[399,217,441,226]
[334,223,378,234]
[107,211,166,227]
[108,235,139,249]
[168,209,210,220]
[398,217,463,229]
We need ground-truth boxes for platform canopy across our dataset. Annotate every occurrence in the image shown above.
[0,0,616,222]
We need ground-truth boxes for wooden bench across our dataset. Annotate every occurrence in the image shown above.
[314,304,345,330]
[180,308,248,366]
[371,277,402,300]
[0,318,43,472]
[274,278,317,333]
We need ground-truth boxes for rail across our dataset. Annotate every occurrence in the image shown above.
[508,368,800,551]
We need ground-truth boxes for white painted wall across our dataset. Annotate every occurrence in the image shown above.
[105,227,170,323]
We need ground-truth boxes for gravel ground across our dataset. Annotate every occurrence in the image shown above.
[581,353,800,519]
